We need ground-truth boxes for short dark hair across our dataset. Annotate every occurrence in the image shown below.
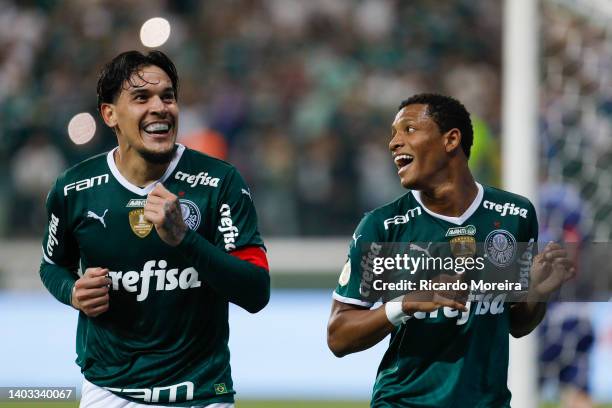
[398,93,473,158]
[96,50,179,111]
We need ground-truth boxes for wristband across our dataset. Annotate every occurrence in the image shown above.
[385,297,410,326]
[70,284,77,308]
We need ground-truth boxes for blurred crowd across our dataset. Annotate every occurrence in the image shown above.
[0,0,502,237]
[540,0,612,241]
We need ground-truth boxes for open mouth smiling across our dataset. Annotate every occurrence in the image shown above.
[394,154,414,174]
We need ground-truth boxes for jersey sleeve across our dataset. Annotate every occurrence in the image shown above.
[213,167,264,252]
[177,167,269,312]
[40,178,81,305]
[333,212,383,307]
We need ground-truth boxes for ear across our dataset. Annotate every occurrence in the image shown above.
[100,103,118,128]
[444,128,463,155]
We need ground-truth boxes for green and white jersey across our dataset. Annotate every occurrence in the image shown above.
[41,144,264,406]
[333,183,538,408]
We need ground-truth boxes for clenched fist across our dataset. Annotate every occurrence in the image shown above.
[144,183,187,246]
[72,267,110,317]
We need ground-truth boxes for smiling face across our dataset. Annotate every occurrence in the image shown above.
[100,65,179,164]
[389,104,452,190]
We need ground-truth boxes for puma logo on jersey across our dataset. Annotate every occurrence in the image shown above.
[352,233,362,245]
[175,171,220,188]
[63,174,109,196]
[87,209,108,228]
[383,207,422,230]
[409,242,432,258]
[483,200,528,218]
[218,203,239,251]
[107,260,201,302]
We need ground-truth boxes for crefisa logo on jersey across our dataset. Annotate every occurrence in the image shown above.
[175,171,220,188]
[483,200,528,219]
[485,229,517,267]
[108,260,202,302]
[46,213,60,257]
[180,199,201,230]
[219,203,239,251]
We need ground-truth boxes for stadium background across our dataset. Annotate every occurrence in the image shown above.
[0,0,611,407]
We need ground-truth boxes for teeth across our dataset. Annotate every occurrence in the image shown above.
[394,154,414,165]
[144,122,170,132]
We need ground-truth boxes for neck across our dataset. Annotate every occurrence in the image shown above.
[113,145,171,187]
[418,161,478,217]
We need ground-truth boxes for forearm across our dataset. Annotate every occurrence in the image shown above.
[177,229,270,313]
[509,301,547,338]
[327,303,394,357]
[39,262,78,306]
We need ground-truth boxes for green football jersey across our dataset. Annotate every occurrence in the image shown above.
[41,144,264,406]
[333,183,538,408]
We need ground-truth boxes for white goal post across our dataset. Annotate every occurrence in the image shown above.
[503,0,539,407]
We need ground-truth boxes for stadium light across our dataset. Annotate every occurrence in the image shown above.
[140,17,171,48]
[67,112,96,145]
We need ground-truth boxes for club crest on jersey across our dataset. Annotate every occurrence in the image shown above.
[446,225,476,237]
[180,199,201,230]
[129,208,153,238]
[450,235,477,258]
[485,229,517,267]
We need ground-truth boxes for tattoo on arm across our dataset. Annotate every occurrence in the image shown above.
[163,200,186,240]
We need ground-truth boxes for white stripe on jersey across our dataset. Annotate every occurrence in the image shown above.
[332,291,374,307]
[41,246,55,264]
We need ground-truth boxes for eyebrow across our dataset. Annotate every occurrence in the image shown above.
[128,87,175,96]
[392,118,415,129]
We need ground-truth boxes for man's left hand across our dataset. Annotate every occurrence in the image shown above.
[145,183,187,246]
[529,242,576,300]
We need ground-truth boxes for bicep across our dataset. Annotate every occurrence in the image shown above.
[329,299,370,320]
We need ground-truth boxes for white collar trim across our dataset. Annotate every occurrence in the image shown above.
[411,182,483,225]
[106,144,185,196]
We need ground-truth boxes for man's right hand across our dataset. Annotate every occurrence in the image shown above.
[71,267,110,317]
[401,274,468,314]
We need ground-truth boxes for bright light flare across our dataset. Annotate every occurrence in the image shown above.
[140,17,171,48]
[67,112,96,145]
